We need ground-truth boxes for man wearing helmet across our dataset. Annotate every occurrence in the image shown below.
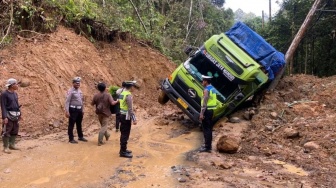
[65,77,88,144]
[118,80,138,158]
[198,75,217,153]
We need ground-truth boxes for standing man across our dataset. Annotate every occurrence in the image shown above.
[65,77,88,144]
[1,78,22,154]
[199,75,217,153]
[119,81,137,158]
[91,82,118,146]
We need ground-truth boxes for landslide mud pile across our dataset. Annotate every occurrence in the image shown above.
[0,26,176,137]
[241,74,336,186]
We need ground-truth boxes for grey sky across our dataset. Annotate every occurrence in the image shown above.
[224,0,282,16]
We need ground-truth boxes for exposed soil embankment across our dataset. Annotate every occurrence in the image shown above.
[0,26,175,137]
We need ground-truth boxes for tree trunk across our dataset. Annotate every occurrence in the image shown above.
[268,0,325,90]
[269,0,272,23]
[304,42,308,74]
[147,0,153,32]
[161,0,165,15]
[262,10,264,29]
[128,0,148,34]
[185,0,193,42]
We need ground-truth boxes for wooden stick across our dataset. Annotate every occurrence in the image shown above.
[0,2,13,45]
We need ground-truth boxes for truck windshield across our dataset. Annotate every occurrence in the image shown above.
[184,51,239,100]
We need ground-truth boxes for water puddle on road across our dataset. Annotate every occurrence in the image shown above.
[29,177,51,185]
[107,119,203,187]
[265,160,308,176]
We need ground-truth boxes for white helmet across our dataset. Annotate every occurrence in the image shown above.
[72,77,81,83]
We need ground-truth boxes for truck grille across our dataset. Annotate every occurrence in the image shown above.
[172,76,201,112]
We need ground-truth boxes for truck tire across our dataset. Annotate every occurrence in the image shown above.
[158,91,169,105]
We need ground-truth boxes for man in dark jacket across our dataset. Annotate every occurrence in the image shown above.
[91,82,118,146]
[1,78,22,154]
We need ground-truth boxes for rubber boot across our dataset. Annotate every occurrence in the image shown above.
[9,135,19,150]
[2,137,11,154]
[98,133,104,146]
[105,132,110,141]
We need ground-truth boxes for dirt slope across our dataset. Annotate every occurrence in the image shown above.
[0,26,175,137]
[183,74,336,187]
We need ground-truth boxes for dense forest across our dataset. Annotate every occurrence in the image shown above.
[0,0,335,77]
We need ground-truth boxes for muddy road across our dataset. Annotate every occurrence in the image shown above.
[1,109,316,188]
[0,111,203,188]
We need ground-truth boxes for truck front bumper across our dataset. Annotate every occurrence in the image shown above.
[161,78,201,124]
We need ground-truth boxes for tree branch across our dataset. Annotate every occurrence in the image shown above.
[0,1,13,46]
[128,0,148,34]
[185,0,193,41]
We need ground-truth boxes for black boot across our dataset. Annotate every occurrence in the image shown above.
[119,151,133,158]
[198,146,211,153]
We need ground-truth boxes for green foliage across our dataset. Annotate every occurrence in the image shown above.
[20,1,37,18]
[108,85,120,98]
[3,0,234,64]
[86,0,234,63]
[49,0,98,23]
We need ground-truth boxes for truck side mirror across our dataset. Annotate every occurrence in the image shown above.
[184,46,193,56]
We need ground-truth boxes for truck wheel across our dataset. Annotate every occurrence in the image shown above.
[158,91,169,105]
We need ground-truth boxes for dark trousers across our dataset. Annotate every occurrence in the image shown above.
[202,109,214,150]
[120,114,131,152]
[115,112,121,130]
[68,108,84,141]
[2,120,19,137]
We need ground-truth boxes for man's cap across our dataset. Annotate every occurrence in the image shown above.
[5,78,18,87]
[202,75,213,80]
[73,77,81,83]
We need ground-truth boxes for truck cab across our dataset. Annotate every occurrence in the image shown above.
[159,22,284,124]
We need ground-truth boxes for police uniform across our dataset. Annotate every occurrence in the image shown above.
[119,81,137,158]
[199,75,217,152]
[65,77,87,143]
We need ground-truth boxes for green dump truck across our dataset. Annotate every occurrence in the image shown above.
[158,22,285,124]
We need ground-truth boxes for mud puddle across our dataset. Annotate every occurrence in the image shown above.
[265,160,308,176]
[0,115,202,188]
